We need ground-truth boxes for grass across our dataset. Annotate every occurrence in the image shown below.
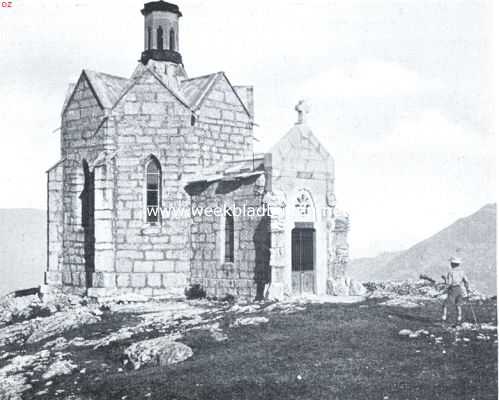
[24,298,497,400]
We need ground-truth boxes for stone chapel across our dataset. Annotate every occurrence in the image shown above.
[45,1,350,300]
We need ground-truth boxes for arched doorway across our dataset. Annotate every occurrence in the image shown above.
[80,160,95,288]
[291,190,316,294]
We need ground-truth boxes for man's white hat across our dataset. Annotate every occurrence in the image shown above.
[449,256,462,264]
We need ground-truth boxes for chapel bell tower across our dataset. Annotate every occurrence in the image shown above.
[140,1,183,65]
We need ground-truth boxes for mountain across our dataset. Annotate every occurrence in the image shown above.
[349,204,497,296]
[0,209,46,296]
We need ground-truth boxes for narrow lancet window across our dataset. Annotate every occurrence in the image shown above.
[224,211,234,262]
[169,28,175,51]
[146,157,161,223]
[157,26,164,50]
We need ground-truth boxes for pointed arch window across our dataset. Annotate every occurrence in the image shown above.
[157,26,164,50]
[146,157,161,223]
[147,27,152,50]
[80,160,94,228]
[224,210,234,263]
[169,28,175,51]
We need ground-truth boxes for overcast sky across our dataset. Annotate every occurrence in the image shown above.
[0,0,495,257]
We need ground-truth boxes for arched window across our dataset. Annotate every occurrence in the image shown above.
[169,28,175,51]
[224,210,234,262]
[146,157,161,223]
[157,26,164,50]
[147,27,152,50]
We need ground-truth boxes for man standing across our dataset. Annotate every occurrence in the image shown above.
[442,256,470,325]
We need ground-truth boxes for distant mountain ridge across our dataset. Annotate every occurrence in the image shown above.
[0,209,46,296]
[349,204,497,296]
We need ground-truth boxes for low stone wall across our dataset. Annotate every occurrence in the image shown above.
[188,174,268,299]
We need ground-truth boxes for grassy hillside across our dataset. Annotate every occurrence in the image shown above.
[350,204,497,295]
[0,209,46,295]
[3,297,496,400]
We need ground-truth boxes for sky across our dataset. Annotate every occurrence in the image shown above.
[0,0,495,258]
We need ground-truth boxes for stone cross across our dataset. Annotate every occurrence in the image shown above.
[295,100,310,124]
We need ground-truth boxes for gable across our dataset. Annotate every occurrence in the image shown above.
[112,67,192,114]
[269,125,334,175]
[62,72,104,118]
[111,67,192,123]
[62,70,130,117]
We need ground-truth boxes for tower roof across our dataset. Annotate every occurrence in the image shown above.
[141,1,182,17]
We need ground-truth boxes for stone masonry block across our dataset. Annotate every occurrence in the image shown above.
[92,272,117,288]
[154,261,175,272]
[131,274,146,288]
[147,273,162,288]
[134,261,154,273]
[116,273,131,288]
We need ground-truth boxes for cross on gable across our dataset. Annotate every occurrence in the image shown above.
[295,100,310,124]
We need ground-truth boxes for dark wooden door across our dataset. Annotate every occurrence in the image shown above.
[291,228,315,294]
[81,161,95,288]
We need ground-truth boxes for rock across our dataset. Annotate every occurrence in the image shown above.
[398,329,412,336]
[349,279,367,296]
[327,277,350,296]
[26,309,100,344]
[229,304,261,314]
[0,373,32,400]
[210,330,228,342]
[0,321,34,346]
[0,351,52,400]
[125,336,193,369]
[231,316,269,327]
[42,359,78,380]
[0,308,100,347]
[43,337,69,351]
[381,298,419,308]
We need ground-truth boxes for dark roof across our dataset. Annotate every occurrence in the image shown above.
[141,1,182,17]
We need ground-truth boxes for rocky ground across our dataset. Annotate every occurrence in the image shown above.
[0,282,496,400]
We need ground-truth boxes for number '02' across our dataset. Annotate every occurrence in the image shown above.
[1,2,12,7]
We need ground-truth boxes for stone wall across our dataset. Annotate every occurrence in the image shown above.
[108,69,192,296]
[267,124,338,297]
[99,68,255,296]
[194,74,253,167]
[45,161,64,286]
[188,174,268,299]
[60,72,111,289]
[51,65,256,296]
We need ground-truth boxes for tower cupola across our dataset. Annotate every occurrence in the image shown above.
[140,1,183,65]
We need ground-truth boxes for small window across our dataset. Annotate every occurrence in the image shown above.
[147,27,152,50]
[157,26,164,50]
[146,157,161,223]
[81,160,94,228]
[224,211,234,263]
[169,28,175,51]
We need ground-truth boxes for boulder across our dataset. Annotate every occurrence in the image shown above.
[327,277,350,296]
[231,317,269,327]
[26,309,100,344]
[125,336,193,369]
[42,359,78,380]
[349,279,367,296]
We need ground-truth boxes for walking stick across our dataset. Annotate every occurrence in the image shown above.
[468,298,480,328]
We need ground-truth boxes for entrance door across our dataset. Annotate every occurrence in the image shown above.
[291,228,315,294]
[81,161,95,288]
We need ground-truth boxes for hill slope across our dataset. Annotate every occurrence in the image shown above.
[0,209,46,295]
[350,204,497,296]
